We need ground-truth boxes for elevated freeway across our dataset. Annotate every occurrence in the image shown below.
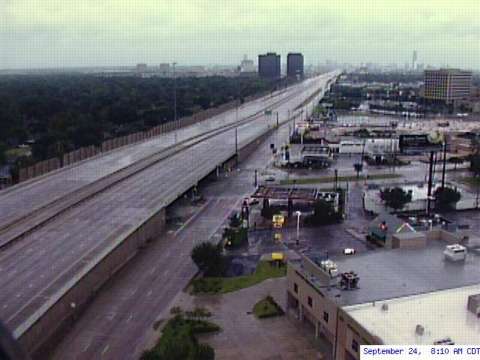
[0,79,313,247]
[0,70,339,356]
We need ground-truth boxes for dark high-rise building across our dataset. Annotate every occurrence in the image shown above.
[258,52,281,79]
[287,53,304,79]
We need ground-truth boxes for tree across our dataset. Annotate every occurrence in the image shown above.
[471,154,480,177]
[380,187,412,211]
[0,142,6,165]
[434,187,461,211]
[304,199,341,226]
[191,242,225,277]
[470,137,480,177]
[353,163,363,178]
[228,213,241,228]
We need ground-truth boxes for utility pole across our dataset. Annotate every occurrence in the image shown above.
[173,62,177,123]
[392,137,397,174]
[173,62,179,144]
[235,127,238,166]
[426,151,435,217]
[334,169,338,191]
[441,141,447,189]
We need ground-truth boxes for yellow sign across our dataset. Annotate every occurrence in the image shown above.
[272,252,284,261]
[272,214,285,228]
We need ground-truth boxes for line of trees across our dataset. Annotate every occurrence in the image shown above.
[380,186,461,212]
[0,75,279,166]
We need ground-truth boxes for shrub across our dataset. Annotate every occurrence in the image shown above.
[228,213,242,228]
[192,278,222,294]
[195,344,215,360]
[253,295,285,319]
[434,187,461,211]
[380,187,412,211]
[224,227,248,249]
[304,199,341,226]
[191,242,225,277]
[141,315,220,360]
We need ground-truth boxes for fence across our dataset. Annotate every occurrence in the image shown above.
[17,92,267,183]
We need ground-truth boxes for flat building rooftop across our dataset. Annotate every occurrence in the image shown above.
[291,240,480,307]
[344,284,480,345]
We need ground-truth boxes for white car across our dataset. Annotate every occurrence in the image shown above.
[343,248,356,255]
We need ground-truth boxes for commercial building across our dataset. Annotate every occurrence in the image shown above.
[240,55,256,74]
[423,69,472,104]
[159,63,170,76]
[287,53,304,79]
[412,50,418,71]
[136,63,147,73]
[367,212,417,248]
[287,238,480,360]
[258,52,281,79]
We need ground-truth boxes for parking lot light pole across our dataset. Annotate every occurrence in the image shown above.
[295,211,302,246]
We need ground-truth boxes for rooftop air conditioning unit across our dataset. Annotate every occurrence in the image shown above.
[444,244,467,262]
[415,324,425,336]
[340,271,359,290]
[467,294,480,316]
[320,260,338,278]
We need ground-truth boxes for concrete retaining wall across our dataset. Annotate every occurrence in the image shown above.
[20,209,165,358]
[424,229,463,243]
[16,93,293,357]
[237,127,274,163]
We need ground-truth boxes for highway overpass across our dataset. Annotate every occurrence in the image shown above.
[0,70,340,357]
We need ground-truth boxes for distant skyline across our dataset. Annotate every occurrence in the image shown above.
[1,0,479,70]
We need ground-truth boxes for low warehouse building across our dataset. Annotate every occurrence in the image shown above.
[286,239,480,359]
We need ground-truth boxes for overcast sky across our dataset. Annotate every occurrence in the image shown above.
[1,0,479,70]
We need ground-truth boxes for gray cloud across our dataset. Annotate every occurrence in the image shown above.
[0,0,478,69]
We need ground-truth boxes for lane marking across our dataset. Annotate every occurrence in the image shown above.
[101,344,109,355]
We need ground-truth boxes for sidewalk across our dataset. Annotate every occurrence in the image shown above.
[174,278,326,360]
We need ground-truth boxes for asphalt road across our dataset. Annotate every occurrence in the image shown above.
[0,74,330,234]
[0,72,339,343]
[49,117,298,360]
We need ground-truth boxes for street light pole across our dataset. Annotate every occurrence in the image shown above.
[173,62,178,144]
[173,62,177,122]
[295,211,301,246]
[235,127,238,165]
